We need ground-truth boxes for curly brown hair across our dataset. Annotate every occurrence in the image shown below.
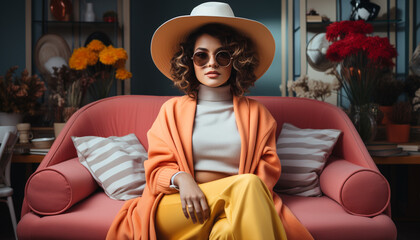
[170,23,259,98]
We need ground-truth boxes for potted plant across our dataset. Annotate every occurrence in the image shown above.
[0,66,46,125]
[386,101,412,143]
[372,72,404,124]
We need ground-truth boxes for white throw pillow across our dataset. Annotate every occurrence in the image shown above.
[275,123,341,197]
[72,133,147,200]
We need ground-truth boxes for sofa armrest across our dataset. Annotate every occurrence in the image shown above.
[25,158,98,215]
[319,159,390,217]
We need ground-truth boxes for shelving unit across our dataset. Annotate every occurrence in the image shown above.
[25,0,131,95]
[281,0,414,106]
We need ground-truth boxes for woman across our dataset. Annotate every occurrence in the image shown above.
[107,2,313,240]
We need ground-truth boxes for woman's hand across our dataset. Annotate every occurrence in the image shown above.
[174,172,210,224]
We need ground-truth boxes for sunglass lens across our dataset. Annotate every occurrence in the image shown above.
[216,51,231,66]
[193,52,209,66]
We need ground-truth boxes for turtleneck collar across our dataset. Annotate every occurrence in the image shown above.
[197,84,232,102]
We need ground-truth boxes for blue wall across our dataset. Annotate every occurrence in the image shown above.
[0,1,26,75]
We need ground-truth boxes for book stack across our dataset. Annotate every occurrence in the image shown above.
[366,144,404,157]
[307,15,322,22]
[29,148,49,155]
[367,142,420,157]
[396,144,420,152]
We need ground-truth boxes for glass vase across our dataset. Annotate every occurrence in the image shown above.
[350,104,378,143]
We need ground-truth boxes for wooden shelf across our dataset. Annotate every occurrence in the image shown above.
[12,154,44,164]
[373,154,420,165]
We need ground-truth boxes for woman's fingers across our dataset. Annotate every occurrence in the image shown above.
[200,197,210,221]
[181,200,189,219]
[193,200,204,224]
[187,202,197,223]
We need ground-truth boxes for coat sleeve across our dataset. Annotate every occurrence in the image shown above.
[251,101,281,193]
[255,122,281,193]
[144,101,181,196]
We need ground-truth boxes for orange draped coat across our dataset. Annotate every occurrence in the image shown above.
[106,95,313,240]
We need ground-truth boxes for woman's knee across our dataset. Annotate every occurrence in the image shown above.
[233,174,271,196]
[235,174,263,186]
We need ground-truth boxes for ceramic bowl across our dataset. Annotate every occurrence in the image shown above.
[31,137,55,149]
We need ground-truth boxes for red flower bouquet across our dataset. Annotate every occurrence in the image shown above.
[326,20,397,142]
[326,20,397,106]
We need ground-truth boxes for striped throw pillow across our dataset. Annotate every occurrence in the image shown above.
[72,133,147,200]
[274,123,341,197]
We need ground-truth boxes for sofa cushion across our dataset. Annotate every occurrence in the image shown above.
[275,123,341,197]
[280,194,397,240]
[320,159,390,217]
[72,133,148,200]
[25,158,98,215]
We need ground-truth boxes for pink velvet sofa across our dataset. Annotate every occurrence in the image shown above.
[17,95,397,239]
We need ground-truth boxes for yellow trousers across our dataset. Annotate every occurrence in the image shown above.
[155,174,287,240]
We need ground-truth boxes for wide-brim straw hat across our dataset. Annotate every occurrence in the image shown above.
[151,2,275,81]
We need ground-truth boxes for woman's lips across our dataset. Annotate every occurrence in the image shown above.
[205,71,220,78]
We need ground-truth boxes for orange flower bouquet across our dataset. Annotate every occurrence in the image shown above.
[69,39,132,100]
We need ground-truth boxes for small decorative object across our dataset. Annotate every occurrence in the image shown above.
[84,31,113,47]
[85,3,95,22]
[31,137,55,149]
[16,123,33,143]
[103,11,117,22]
[54,122,66,138]
[326,20,397,142]
[0,66,47,119]
[350,0,380,21]
[69,39,132,101]
[306,9,322,22]
[386,102,412,143]
[34,34,71,77]
[288,75,340,102]
[350,103,378,143]
[50,0,72,21]
[306,33,334,72]
[372,73,404,125]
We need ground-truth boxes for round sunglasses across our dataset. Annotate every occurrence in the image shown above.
[191,50,233,67]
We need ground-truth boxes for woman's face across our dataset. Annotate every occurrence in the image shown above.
[193,34,232,88]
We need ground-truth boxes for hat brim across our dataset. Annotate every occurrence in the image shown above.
[151,15,275,81]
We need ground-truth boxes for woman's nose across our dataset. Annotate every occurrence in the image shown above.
[207,55,218,67]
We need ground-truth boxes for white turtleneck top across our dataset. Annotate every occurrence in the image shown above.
[192,84,241,175]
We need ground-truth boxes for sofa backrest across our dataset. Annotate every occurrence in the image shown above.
[42,95,373,170]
